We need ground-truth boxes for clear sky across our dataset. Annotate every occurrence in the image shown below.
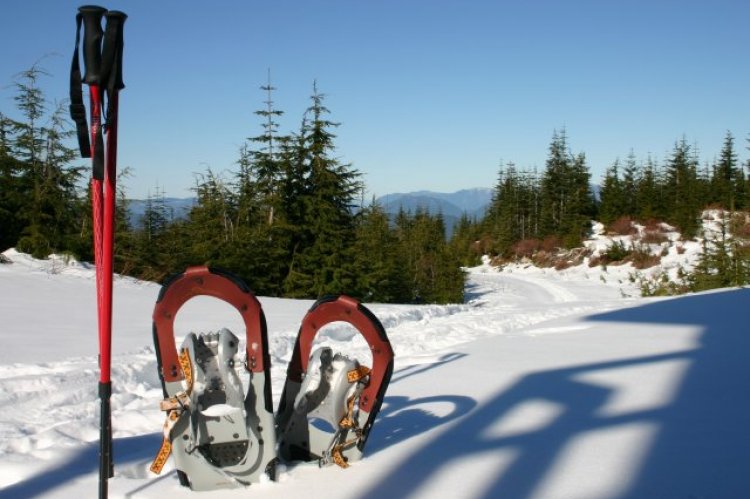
[2,0,749,200]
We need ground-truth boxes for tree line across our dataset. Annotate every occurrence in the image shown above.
[2,65,749,301]
[450,129,750,291]
[0,67,464,304]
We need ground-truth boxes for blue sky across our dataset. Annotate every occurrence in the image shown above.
[2,1,749,199]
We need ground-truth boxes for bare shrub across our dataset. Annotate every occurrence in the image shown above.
[641,219,667,233]
[541,235,563,253]
[607,216,636,236]
[631,248,661,269]
[512,238,541,258]
[554,259,572,271]
[729,213,750,238]
[641,230,669,244]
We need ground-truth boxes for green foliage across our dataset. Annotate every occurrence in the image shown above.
[539,130,594,246]
[350,203,410,302]
[663,138,701,238]
[394,209,465,303]
[689,215,750,291]
[598,160,625,225]
[1,65,84,258]
[449,214,484,267]
[5,63,750,304]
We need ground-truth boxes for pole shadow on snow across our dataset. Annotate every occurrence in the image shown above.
[390,352,468,384]
[0,432,162,499]
[368,353,477,455]
[357,288,750,499]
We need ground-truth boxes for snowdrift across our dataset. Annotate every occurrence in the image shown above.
[1,248,748,498]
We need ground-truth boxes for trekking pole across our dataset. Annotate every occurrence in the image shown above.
[98,12,126,498]
[69,6,126,498]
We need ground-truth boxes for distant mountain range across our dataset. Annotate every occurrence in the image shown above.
[126,197,195,226]
[126,188,494,236]
[376,188,493,236]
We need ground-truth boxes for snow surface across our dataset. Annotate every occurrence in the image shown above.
[0,243,748,498]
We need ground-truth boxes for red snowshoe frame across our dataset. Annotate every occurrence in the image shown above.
[277,295,394,466]
[151,266,276,490]
[152,266,271,387]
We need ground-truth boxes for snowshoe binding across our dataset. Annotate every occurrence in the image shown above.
[276,295,394,468]
[149,267,276,490]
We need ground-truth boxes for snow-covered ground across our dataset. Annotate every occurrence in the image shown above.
[0,245,748,498]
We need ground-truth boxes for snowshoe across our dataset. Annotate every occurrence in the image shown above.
[276,295,394,468]
[149,266,277,490]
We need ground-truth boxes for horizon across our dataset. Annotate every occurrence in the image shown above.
[2,1,749,199]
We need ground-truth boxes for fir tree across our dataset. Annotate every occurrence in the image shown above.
[0,112,26,251]
[539,130,592,247]
[393,209,465,303]
[622,150,639,217]
[598,159,625,225]
[636,155,661,220]
[284,82,363,298]
[351,202,409,302]
[449,212,483,267]
[10,66,83,257]
[663,138,700,238]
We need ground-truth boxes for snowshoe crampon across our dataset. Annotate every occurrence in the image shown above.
[276,295,394,468]
[150,267,276,490]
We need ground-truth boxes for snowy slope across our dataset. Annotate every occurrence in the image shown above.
[0,249,748,498]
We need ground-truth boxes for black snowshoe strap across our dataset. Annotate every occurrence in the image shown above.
[69,12,91,159]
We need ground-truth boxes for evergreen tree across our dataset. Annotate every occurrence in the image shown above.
[10,66,83,257]
[243,71,287,227]
[449,212,483,267]
[394,209,464,303]
[487,164,521,254]
[539,130,592,247]
[483,163,542,256]
[284,82,363,298]
[710,131,745,211]
[133,187,178,281]
[351,202,409,302]
[689,213,750,291]
[663,138,700,238]
[598,159,625,225]
[0,112,26,251]
[636,155,661,220]
[622,150,639,217]
[186,170,236,264]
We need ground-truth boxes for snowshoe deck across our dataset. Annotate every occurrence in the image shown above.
[276,295,394,467]
[150,266,276,490]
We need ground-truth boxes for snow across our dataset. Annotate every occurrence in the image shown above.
[1,241,749,498]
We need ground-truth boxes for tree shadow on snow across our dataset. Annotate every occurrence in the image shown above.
[358,288,750,499]
[0,432,162,499]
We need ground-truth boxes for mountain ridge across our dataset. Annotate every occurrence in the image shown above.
[126,188,495,233]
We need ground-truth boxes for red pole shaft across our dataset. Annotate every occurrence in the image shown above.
[89,85,106,380]
[101,91,118,383]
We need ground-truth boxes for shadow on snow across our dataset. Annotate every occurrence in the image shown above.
[358,288,750,499]
[0,433,163,499]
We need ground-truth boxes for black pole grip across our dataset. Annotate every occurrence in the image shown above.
[78,5,107,85]
[102,11,127,90]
